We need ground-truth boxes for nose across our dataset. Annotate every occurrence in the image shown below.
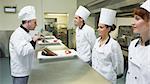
[131,23,134,27]
[132,19,136,26]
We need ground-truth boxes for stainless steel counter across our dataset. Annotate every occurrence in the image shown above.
[29,58,111,84]
[31,35,110,84]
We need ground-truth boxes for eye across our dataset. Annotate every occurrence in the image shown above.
[100,26,103,28]
[99,26,105,29]
[135,15,141,21]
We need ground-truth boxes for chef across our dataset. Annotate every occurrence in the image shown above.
[74,6,96,65]
[92,8,124,84]
[9,6,41,84]
[126,0,150,84]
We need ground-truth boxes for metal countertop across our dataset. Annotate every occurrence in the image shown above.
[29,58,110,84]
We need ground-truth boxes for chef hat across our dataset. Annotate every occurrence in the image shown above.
[99,8,116,26]
[18,6,36,20]
[75,6,91,21]
[140,0,150,12]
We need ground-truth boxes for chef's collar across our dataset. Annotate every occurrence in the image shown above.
[79,23,85,29]
[99,35,110,45]
[135,38,150,47]
[105,35,110,44]
[20,25,29,33]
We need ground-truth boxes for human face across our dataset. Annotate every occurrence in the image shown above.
[28,19,37,30]
[132,15,148,34]
[97,23,110,38]
[74,16,83,27]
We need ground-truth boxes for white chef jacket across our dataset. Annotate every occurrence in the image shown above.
[9,26,35,77]
[126,39,150,84]
[76,24,96,62]
[92,37,124,84]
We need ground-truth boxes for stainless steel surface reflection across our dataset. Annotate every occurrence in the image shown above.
[29,58,111,84]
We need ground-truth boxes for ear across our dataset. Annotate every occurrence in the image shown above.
[107,27,111,32]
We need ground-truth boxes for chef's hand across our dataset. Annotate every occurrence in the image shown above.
[32,35,42,42]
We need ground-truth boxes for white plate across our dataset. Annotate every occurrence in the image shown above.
[45,43,68,50]
[37,39,61,45]
[44,36,56,39]
[37,49,77,59]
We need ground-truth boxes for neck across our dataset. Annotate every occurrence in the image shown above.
[141,36,150,45]
[79,22,84,29]
[101,34,109,41]
[141,32,150,45]
[22,24,29,31]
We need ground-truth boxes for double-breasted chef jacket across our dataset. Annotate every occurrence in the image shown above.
[9,25,35,77]
[92,36,124,84]
[126,39,150,84]
[76,24,96,62]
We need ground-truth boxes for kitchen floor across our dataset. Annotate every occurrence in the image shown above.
[0,58,12,84]
[0,58,125,84]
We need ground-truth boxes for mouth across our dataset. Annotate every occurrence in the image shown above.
[132,26,136,29]
[98,32,102,36]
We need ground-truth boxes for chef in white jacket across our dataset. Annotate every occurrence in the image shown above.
[9,6,41,84]
[74,6,96,65]
[126,0,150,84]
[92,8,124,84]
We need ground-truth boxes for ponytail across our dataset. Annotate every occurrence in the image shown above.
[111,24,116,31]
[106,24,116,33]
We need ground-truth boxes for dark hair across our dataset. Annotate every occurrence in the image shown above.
[106,24,116,32]
[22,20,26,24]
[133,7,150,22]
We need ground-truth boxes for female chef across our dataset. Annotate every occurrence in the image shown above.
[126,0,150,84]
[92,8,124,84]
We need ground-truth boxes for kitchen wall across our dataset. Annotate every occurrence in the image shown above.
[86,16,95,29]
[43,0,78,29]
[0,0,77,31]
[0,0,43,31]
[110,17,134,39]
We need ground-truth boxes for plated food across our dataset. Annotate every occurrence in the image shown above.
[41,48,57,56]
[37,49,77,59]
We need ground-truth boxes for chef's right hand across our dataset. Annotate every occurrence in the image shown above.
[32,35,42,42]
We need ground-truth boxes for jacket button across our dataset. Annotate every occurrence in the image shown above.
[135,76,137,79]
[127,72,130,74]
[130,57,132,59]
